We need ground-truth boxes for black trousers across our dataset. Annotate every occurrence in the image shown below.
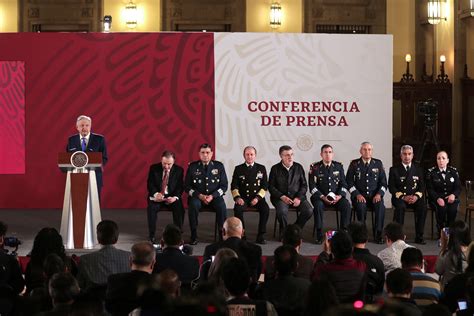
[147,199,184,239]
[352,197,385,233]
[233,198,269,237]
[429,199,459,232]
[392,197,427,239]
[188,196,227,240]
[312,196,351,233]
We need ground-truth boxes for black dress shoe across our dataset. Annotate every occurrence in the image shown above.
[190,238,198,246]
[415,238,426,245]
[375,237,384,244]
[315,237,323,245]
[256,236,266,245]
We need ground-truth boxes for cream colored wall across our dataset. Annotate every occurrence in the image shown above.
[0,0,18,32]
[104,0,160,32]
[386,0,415,82]
[246,0,302,33]
[467,19,474,75]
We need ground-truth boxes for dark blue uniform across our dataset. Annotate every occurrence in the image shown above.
[346,158,387,237]
[426,165,461,232]
[388,163,426,242]
[184,160,228,241]
[309,160,351,238]
[231,163,270,239]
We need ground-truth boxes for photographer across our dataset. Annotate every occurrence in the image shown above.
[152,224,199,290]
[0,221,25,294]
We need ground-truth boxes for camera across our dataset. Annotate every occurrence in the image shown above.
[417,99,438,127]
[326,230,336,240]
[4,236,21,248]
[442,227,450,236]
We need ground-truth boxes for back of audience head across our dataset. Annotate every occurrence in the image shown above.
[447,220,471,272]
[330,230,353,260]
[208,248,238,282]
[467,242,474,273]
[130,241,156,271]
[96,220,119,245]
[386,268,412,298]
[43,253,67,280]
[347,222,368,245]
[273,245,298,277]
[304,278,339,316]
[70,292,106,316]
[222,217,243,239]
[161,224,183,248]
[48,272,80,305]
[222,257,250,297]
[31,227,66,265]
[282,224,303,249]
[383,222,404,245]
[421,303,451,316]
[401,247,424,270]
[467,276,474,307]
[157,269,181,298]
[0,221,7,250]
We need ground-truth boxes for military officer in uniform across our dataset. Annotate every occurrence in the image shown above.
[388,145,427,244]
[346,142,387,243]
[185,143,228,245]
[231,146,269,244]
[426,151,461,237]
[309,144,351,244]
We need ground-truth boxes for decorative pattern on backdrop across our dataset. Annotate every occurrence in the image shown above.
[0,61,25,174]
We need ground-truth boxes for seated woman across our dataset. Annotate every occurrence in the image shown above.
[425,151,461,239]
[24,227,77,294]
[436,220,471,289]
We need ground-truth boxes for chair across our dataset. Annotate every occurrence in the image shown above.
[351,206,376,240]
[312,206,339,237]
[199,205,220,241]
[465,180,474,232]
[273,207,299,238]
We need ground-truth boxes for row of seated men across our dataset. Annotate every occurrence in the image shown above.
[148,142,461,245]
[1,218,472,316]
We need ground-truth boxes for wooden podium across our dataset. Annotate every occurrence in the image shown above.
[58,152,102,249]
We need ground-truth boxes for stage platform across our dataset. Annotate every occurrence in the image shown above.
[1,208,468,257]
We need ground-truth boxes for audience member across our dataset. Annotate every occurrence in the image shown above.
[25,227,77,294]
[457,276,474,316]
[312,230,367,304]
[377,222,413,273]
[0,221,25,294]
[206,247,238,296]
[36,272,80,316]
[385,268,421,316]
[348,222,385,301]
[153,224,199,288]
[157,269,181,299]
[421,303,451,316]
[105,241,156,316]
[77,220,130,292]
[223,257,277,316]
[203,217,262,284]
[264,224,313,280]
[401,247,441,308]
[69,292,107,316]
[262,245,310,316]
[303,278,339,316]
[436,220,471,288]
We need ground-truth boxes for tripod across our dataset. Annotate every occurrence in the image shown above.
[416,115,440,164]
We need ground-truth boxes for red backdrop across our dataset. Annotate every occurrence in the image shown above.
[0,33,215,208]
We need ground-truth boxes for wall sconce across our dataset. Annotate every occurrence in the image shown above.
[427,0,447,25]
[435,55,450,83]
[401,54,414,83]
[103,15,112,32]
[270,2,282,29]
[125,0,138,29]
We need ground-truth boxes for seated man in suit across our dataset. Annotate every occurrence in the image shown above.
[105,241,156,316]
[309,144,351,244]
[147,150,185,243]
[389,145,427,244]
[231,146,269,244]
[185,143,228,245]
[77,220,130,292]
[269,145,313,236]
[265,224,313,280]
[66,115,108,198]
[203,217,262,284]
[153,224,199,288]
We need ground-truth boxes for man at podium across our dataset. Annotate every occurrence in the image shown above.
[66,115,108,198]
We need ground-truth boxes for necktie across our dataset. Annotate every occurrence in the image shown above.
[81,137,86,151]
[161,170,169,195]
[204,164,208,173]
[406,165,410,173]
[365,162,369,168]
[441,170,446,174]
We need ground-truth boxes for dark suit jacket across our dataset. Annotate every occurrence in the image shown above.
[66,133,108,189]
[268,162,308,202]
[105,270,153,316]
[147,163,184,199]
[203,237,262,281]
[426,165,461,201]
[152,247,199,285]
[389,163,425,200]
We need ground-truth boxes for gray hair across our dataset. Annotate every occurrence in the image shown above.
[243,146,257,155]
[76,115,91,124]
[400,145,413,154]
[360,141,372,148]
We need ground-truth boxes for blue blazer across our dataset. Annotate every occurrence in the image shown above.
[66,133,108,189]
